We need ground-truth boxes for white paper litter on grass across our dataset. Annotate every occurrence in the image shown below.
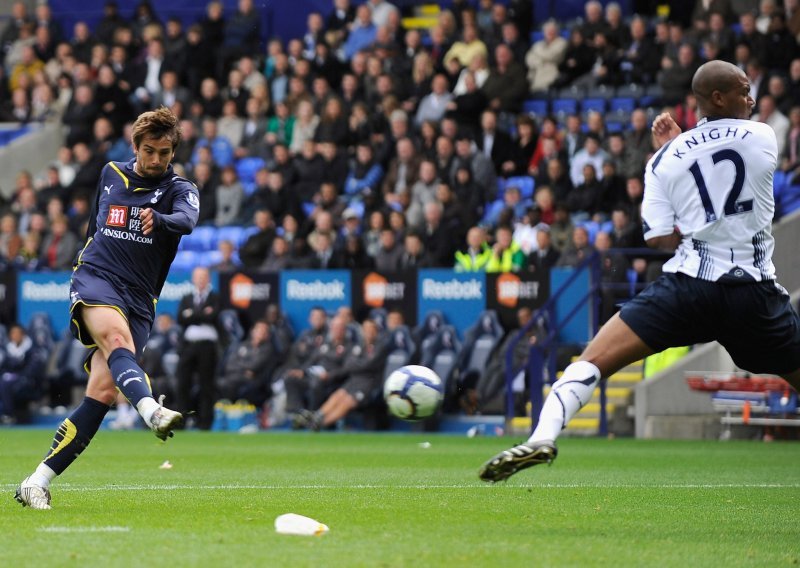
[275,513,329,536]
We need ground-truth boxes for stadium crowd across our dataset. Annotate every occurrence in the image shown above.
[1,0,800,425]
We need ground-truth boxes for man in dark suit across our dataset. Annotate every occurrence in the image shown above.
[527,227,560,276]
[476,109,515,175]
[176,266,221,430]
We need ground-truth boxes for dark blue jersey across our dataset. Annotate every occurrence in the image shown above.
[77,159,199,301]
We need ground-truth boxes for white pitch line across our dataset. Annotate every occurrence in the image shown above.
[4,483,800,491]
[38,526,130,533]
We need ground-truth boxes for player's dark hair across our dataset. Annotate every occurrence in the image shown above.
[131,106,182,150]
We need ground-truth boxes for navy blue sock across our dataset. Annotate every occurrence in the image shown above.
[107,347,152,406]
[43,397,109,475]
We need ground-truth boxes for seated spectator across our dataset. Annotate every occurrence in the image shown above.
[219,319,279,406]
[399,231,432,269]
[485,185,531,228]
[343,142,385,208]
[217,99,245,149]
[446,68,488,136]
[567,164,603,222]
[364,211,386,259]
[262,235,290,271]
[0,213,23,263]
[454,226,492,271]
[342,234,374,269]
[445,23,488,69]
[526,19,568,93]
[315,97,348,146]
[343,4,377,61]
[374,227,403,272]
[551,28,595,90]
[292,319,387,431]
[39,214,77,270]
[214,166,244,227]
[527,226,561,276]
[293,140,326,202]
[753,94,790,157]
[309,232,344,269]
[513,205,545,255]
[415,73,453,127]
[289,99,320,155]
[406,159,439,229]
[487,225,525,273]
[781,106,800,176]
[481,44,528,114]
[193,117,235,168]
[658,43,700,105]
[450,132,497,204]
[569,133,610,186]
[557,226,595,267]
[210,239,241,272]
[0,324,45,424]
[239,209,276,268]
[13,231,42,271]
[285,315,353,418]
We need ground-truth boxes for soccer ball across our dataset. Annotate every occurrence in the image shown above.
[383,365,444,421]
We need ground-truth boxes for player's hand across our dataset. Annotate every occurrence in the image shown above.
[140,208,155,235]
[651,112,681,149]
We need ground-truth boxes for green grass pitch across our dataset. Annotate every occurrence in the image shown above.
[1,430,799,567]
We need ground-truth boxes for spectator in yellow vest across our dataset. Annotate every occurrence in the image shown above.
[486,225,525,273]
[454,226,492,271]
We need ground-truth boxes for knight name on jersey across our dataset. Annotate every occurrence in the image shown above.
[670,125,753,160]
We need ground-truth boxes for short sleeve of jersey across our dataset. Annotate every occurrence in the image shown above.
[641,158,675,240]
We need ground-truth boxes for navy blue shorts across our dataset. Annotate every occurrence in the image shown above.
[619,272,800,375]
[69,263,155,359]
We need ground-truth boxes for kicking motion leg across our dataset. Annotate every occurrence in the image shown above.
[480,314,653,482]
[80,305,182,440]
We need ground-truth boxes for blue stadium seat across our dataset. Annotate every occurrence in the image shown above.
[523,99,548,116]
[587,84,615,99]
[504,176,535,199]
[456,310,504,388]
[215,226,247,247]
[557,85,585,99]
[412,310,446,354]
[382,325,416,381]
[606,121,624,133]
[530,30,544,44]
[172,250,199,271]
[181,225,217,251]
[302,202,316,217]
[610,97,636,114]
[639,84,664,107]
[581,98,607,115]
[420,325,462,388]
[202,250,224,267]
[552,98,578,119]
[235,157,266,186]
[578,220,601,244]
[614,84,645,99]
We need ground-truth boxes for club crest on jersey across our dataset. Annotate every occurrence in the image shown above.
[186,192,200,210]
[151,189,163,204]
[107,205,128,227]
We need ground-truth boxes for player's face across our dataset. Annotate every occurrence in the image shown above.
[134,136,174,178]
[722,76,755,120]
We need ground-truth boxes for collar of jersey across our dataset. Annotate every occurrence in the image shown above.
[110,159,173,192]
[696,116,726,127]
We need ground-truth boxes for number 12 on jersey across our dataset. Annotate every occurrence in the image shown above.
[688,149,751,223]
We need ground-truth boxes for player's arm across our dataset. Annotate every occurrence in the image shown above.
[642,158,681,252]
[140,186,200,236]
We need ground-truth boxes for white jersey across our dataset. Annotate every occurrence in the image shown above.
[642,118,778,283]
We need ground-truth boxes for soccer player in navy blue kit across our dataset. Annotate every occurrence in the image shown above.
[16,107,200,509]
[480,60,800,482]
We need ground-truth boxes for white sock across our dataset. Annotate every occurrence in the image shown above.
[29,463,57,489]
[528,361,601,444]
[136,397,160,425]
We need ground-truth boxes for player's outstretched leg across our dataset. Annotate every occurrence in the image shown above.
[479,361,601,482]
[148,394,183,440]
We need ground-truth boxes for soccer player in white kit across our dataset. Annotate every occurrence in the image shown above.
[480,60,800,482]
